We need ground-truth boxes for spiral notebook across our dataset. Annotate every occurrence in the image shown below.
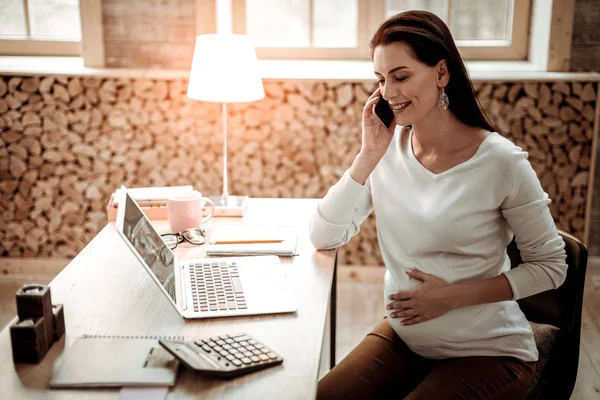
[49,334,183,388]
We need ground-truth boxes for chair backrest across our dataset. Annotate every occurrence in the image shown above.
[506,229,588,399]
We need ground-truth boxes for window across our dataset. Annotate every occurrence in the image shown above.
[229,0,531,61]
[0,0,81,56]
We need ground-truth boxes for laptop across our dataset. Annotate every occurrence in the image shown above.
[115,186,298,319]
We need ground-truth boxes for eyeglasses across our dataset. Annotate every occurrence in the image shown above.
[160,228,206,250]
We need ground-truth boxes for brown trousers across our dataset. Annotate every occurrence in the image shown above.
[318,319,537,400]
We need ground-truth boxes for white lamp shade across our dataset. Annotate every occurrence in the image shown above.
[187,34,265,103]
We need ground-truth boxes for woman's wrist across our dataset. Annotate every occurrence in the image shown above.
[446,276,514,310]
[350,152,382,185]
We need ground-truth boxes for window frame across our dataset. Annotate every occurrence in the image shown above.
[230,0,532,61]
[0,0,93,57]
[231,0,382,60]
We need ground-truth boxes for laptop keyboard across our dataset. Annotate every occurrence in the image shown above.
[190,261,247,312]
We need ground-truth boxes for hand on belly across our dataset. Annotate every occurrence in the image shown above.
[384,268,454,326]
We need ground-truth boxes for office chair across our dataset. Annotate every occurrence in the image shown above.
[507,230,588,400]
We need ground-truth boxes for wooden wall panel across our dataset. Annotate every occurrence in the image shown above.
[102,0,197,68]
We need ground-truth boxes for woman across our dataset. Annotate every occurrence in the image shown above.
[310,11,568,400]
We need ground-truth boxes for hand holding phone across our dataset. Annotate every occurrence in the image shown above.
[374,96,395,129]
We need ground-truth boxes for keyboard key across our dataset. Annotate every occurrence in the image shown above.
[243,351,253,358]
[232,277,244,293]
[267,352,278,360]
[225,354,236,361]
[216,340,226,346]
[252,349,262,356]
[223,344,232,350]
[241,357,252,365]
[250,356,261,363]
[232,359,242,366]
[259,354,269,361]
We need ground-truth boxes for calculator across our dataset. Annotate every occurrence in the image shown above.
[158,333,283,379]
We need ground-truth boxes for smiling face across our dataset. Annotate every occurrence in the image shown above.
[373,42,447,126]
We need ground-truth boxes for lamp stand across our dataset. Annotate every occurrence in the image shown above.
[208,102,249,217]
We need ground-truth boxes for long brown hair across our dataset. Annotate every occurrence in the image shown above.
[370,10,495,132]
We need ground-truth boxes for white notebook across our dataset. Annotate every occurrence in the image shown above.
[50,335,182,388]
[206,225,298,256]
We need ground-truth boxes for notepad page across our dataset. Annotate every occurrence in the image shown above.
[208,224,296,244]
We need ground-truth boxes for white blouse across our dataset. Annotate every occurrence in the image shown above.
[309,126,567,361]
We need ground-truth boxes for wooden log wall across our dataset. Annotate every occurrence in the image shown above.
[0,77,598,264]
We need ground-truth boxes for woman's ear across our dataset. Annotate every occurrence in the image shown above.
[436,59,450,88]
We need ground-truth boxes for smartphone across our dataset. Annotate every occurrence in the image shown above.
[374,96,395,129]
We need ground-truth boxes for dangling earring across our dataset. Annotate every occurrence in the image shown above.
[438,87,449,110]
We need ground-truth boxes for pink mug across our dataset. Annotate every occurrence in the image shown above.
[166,191,215,233]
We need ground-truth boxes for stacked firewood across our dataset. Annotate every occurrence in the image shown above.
[0,76,597,265]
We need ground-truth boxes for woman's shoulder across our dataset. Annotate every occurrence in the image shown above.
[483,132,529,165]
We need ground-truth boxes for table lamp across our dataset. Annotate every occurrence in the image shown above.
[187,34,265,216]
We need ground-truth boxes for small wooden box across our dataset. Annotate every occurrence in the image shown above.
[106,192,167,222]
[52,304,65,341]
[16,284,53,347]
[10,318,49,364]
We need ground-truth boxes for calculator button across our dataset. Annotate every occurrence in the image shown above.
[231,343,241,349]
[223,344,233,350]
[243,351,253,358]
[214,345,223,352]
[250,356,261,363]
[267,352,278,360]
[207,341,217,347]
[239,341,249,347]
[252,349,262,356]
[259,354,269,361]
[236,336,251,342]
[201,345,212,353]
[229,333,246,338]
[241,357,252,365]
[225,338,235,344]
[232,359,242,366]
[248,339,258,345]
[216,340,226,346]
[225,354,236,361]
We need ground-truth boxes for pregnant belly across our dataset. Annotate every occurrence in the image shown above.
[384,270,480,357]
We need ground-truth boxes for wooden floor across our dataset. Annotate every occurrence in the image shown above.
[1,260,600,398]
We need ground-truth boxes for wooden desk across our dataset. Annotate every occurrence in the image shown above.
[0,198,337,399]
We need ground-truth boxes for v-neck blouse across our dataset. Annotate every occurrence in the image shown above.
[309,125,567,362]
[407,129,498,179]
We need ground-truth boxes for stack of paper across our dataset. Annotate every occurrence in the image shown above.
[206,225,298,256]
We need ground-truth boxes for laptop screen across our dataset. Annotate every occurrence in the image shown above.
[121,191,177,302]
